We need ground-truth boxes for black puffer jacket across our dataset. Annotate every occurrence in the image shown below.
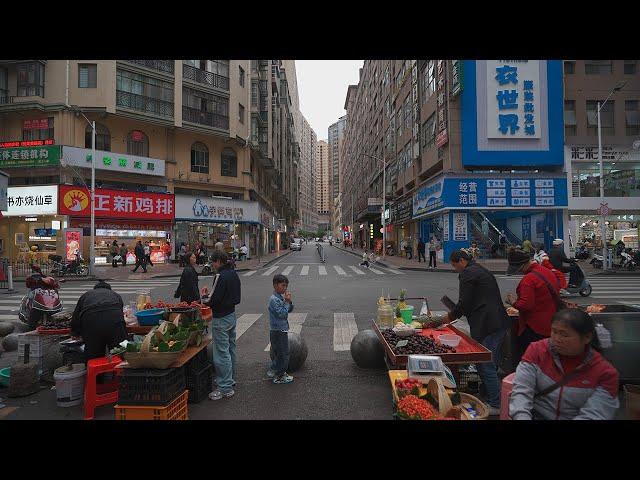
[206,263,241,318]
[176,265,200,303]
[549,246,571,270]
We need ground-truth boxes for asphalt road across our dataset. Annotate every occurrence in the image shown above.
[1,243,638,419]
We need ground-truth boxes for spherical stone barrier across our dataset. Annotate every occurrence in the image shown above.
[11,321,31,334]
[2,333,19,352]
[0,322,15,336]
[42,344,64,382]
[350,330,386,369]
[269,332,308,373]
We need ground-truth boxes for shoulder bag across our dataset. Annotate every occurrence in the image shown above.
[530,270,578,311]
[534,366,586,398]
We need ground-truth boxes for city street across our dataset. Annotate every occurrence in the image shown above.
[1,244,637,419]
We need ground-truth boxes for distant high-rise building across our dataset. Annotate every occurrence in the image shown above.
[299,115,318,233]
[328,115,347,238]
[315,139,331,232]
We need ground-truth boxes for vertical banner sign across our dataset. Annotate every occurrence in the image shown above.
[522,216,531,241]
[64,229,83,262]
[453,213,468,241]
[451,60,463,97]
[442,214,450,242]
[436,60,449,148]
[411,60,420,159]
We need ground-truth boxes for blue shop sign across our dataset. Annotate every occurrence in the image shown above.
[413,176,567,218]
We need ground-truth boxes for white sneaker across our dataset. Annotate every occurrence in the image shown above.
[209,389,235,401]
[266,369,276,379]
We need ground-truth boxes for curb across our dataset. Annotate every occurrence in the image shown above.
[149,251,293,276]
[333,246,391,269]
[258,250,293,269]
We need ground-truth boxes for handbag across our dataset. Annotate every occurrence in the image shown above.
[531,270,578,311]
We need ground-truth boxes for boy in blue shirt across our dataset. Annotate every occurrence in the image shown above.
[268,274,294,384]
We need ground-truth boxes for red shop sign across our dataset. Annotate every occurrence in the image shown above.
[23,118,50,130]
[131,130,145,142]
[58,185,175,220]
[0,139,55,148]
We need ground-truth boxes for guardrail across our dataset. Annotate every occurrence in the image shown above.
[316,243,326,263]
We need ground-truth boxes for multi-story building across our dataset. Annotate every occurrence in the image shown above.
[328,115,347,239]
[299,115,318,234]
[315,139,330,233]
[563,60,640,250]
[0,59,300,262]
[342,60,570,261]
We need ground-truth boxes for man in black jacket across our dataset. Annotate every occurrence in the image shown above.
[70,280,127,361]
[446,249,511,415]
[131,241,147,273]
[205,250,241,400]
[549,238,581,287]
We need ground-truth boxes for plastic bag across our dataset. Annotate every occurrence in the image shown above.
[595,323,612,349]
[420,300,429,316]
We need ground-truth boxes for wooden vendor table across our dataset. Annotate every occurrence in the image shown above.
[126,325,153,335]
[116,338,211,369]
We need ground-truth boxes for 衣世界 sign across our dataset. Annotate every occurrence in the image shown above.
[58,185,175,220]
[0,145,61,168]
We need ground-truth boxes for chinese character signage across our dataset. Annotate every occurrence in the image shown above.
[0,172,7,211]
[436,60,448,147]
[58,185,175,220]
[1,185,58,216]
[175,195,260,223]
[453,213,468,241]
[23,119,50,130]
[62,146,165,177]
[64,229,83,262]
[461,60,564,167]
[0,139,55,148]
[414,179,445,217]
[0,145,61,168]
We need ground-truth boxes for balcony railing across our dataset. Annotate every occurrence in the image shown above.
[0,90,8,104]
[127,60,175,74]
[183,64,229,91]
[116,90,174,118]
[182,105,229,130]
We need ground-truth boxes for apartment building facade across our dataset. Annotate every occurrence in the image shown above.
[299,115,318,234]
[0,59,300,262]
[328,115,346,239]
[315,139,331,232]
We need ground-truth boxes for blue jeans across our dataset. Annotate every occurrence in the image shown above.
[270,330,289,376]
[476,328,507,408]
[212,313,237,393]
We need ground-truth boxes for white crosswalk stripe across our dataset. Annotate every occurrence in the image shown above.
[376,267,404,275]
[368,267,385,275]
[243,270,257,277]
[262,266,279,276]
[300,266,309,276]
[349,266,365,275]
[319,266,327,275]
[282,266,294,275]
[236,314,262,340]
[264,313,308,351]
[333,312,359,351]
[334,265,347,276]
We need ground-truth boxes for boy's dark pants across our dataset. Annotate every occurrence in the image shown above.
[270,330,289,376]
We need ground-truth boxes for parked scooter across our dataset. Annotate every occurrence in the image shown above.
[560,261,592,297]
[620,250,637,271]
[51,251,89,277]
[19,265,64,329]
[575,245,590,260]
[590,253,604,269]
[386,244,395,256]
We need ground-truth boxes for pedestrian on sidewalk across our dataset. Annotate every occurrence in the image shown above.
[239,244,248,261]
[428,236,440,269]
[468,241,480,260]
[110,240,119,268]
[267,274,294,384]
[174,252,200,303]
[131,240,147,273]
[448,249,511,416]
[404,237,413,260]
[206,250,242,400]
[178,242,187,267]
[215,238,224,252]
[120,243,128,266]
[360,250,370,268]
[144,241,154,267]
[417,238,426,263]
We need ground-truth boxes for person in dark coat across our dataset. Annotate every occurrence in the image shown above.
[549,238,581,286]
[70,280,127,361]
[131,241,147,273]
[447,249,511,415]
[175,252,200,303]
[119,243,128,266]
[110,240,119,268]
[417,238,426,263]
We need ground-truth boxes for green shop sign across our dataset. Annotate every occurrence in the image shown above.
[0,145,61,168]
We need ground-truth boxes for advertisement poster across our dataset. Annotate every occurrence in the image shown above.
[453,213,468,241]
[64,229,83,261]
[442,214,450,242]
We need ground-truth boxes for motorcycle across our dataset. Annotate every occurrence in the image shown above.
[560,261,592,297]
[620,250,637,271]
[575,246,590,260]
[19,265,64,329]
[386,244,395,256]
[590,253,604,269]
[51,252,89,277]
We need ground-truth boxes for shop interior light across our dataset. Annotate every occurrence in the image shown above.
[25,217,38,222]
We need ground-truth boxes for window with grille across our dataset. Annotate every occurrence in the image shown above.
[251,80,258,107]
[23,117,53,141]
[586,100,615,136]
[422,60,436,102]
[564,61,575,74]
[127,130,149,156]
[78,64,97,88]
[421,114,436,149]
[239,66,245,87]
[221,147,237,177]
[191,142,209,174]
[85,123,111,151]
[585,60,613,75]
[625,100,640,136]
[17,62,44,97]
[564,100,577,136]
[624,60,637,75]
[117,70,173,101]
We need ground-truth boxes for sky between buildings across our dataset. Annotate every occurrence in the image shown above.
[295,60,363,140]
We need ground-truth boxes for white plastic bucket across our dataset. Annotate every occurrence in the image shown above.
[53,363,86,407]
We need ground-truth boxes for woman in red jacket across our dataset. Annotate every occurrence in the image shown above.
[537,251,568,290]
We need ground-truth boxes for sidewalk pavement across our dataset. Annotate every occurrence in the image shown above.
[92,249,292,281]
[333,244,621,276]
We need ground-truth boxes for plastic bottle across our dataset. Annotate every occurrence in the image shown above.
[377,302,394,328]
[420,300,429,316]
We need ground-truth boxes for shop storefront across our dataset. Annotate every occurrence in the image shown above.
[389,196,413,256]
[58,186,174,264]
[175,195,261,258]
[0,185,64,261]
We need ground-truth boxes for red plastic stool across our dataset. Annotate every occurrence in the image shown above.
[84,355,123,420]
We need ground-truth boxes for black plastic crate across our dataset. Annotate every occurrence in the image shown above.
[185,348,211,377]
[457,366,482,394]
[186,364,213,403]
[117,367,186,406]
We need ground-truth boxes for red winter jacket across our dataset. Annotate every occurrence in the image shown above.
[541,259,568,290]
[513,262,560,337]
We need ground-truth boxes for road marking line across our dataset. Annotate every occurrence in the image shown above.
[262,266,279,276]
[377,267,404,275]
[319,266,327,275]
[334,265,347,275]
[264,313,307,351]
[282,266,294,275]
[300,266,309,276]
[243,271,257,277]
[369,267,385,275]
[0,314,20,320]
[349,266,365,275]
[236,314,262,340]
[333,312,358,351]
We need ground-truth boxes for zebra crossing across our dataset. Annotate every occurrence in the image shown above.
[245,264,404,278]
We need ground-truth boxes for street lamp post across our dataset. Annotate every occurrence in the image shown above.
[364,153,386,260]
[597,82,626,271]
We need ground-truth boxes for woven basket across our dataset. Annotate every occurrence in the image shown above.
[457,392,489,420]
[124,328,186,369]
